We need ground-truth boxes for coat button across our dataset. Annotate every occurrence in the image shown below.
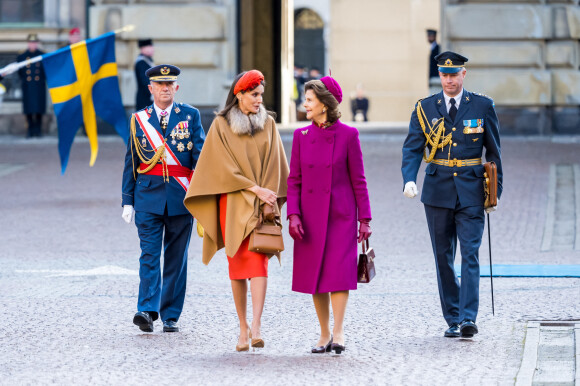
[327,138,333,143]
[308,189,313,193]
[326,164,330,168]
[325,188,330,193]
[309,164,313,168]
[452,127,456,131]
[453,143,457,147]
[453,172,457,177]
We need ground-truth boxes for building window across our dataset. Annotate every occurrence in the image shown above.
[0,0,44,23]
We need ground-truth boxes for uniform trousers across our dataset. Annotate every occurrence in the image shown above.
[135,209,193,322]
[424,202,485,326]
[26,113,42,137]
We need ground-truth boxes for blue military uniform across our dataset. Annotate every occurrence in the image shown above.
[17,34,46,137]
[402,52,503,333]
[134,39,154,111]
[122,64,205,329]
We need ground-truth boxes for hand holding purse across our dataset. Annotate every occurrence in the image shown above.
[357,239,376,283]
[248,207,285,254]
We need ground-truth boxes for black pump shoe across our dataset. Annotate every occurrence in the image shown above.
[311,336,333,353]
[330,342,345,354]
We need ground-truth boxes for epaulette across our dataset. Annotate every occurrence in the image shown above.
[177,102,196,110]
[416,92,438,104]
[474,92,495,106]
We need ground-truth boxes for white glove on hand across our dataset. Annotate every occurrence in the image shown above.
[122,205,135,223]
[403,181,418,198]
[485,199,499,214]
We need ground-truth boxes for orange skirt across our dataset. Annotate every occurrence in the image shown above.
[219,194,268,280]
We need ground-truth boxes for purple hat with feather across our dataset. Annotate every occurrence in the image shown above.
[320,76,342,104]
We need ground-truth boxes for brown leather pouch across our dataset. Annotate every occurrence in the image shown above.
[248,212,284,254]
[357,239,376,283]
[483,161,498,208]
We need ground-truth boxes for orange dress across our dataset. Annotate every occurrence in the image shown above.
[219,194,268,280]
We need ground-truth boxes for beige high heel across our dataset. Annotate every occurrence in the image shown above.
[236,329,250,352]
[250,329,264,348]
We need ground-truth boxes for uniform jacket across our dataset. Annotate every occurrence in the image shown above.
[402,90,503,209]
[17,49,46,114]
[122,102,205,216]
[287,120,371,294]
[134,55,153,110]
[429,43,440,79]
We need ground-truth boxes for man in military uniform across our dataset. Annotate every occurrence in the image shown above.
[134,39,154,111]
[401,51,503,339]
[426,29,440,86]
[122,64,205,333]
[17,34,46,137]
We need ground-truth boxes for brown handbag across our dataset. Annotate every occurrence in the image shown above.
[248,209,284,254]
[483,161,498,208]
[357,239,376,283]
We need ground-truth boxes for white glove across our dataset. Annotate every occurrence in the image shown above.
[403,181,418,198]
[1,62,19,77]
[485,199,499,214]
[122,205,135,223]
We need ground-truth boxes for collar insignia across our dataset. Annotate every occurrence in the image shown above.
[465,96,470,102]
[174,106,181,113]
[437,99,442,104]
[147,107,153,114]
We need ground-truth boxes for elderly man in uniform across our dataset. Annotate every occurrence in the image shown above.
[401,51,503,339]
[17,33,46,138]
[122,64,205,333]
[134,39,154,111]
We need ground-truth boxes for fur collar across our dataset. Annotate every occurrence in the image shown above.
[227,105,268,135]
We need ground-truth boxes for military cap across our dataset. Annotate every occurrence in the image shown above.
[145,64,180,82]
[138,39,153,48]
[426,29,437,36]
[435,51,468,73]
[27,33,39,42]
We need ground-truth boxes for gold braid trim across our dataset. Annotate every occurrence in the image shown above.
[129,114,170,182]
[416,101,452,163]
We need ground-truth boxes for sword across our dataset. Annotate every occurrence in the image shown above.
[487,212,495,316]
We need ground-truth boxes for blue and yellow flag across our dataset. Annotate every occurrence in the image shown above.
[42,32,128,173]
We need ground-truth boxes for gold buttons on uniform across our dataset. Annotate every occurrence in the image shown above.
[452,127,456,131]
[34,76,39,81]
[26,76,31,81]
[453,143,457,147]
[453,172,458,177]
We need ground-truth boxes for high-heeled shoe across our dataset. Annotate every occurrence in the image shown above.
[250,330,264,348]
[330,342,345,354]
[236,329,250,352]
[311,336,333,354]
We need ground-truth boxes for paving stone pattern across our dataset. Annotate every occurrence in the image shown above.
[0,135,579,385]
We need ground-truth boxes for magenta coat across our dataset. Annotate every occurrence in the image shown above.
[287,120,372,294]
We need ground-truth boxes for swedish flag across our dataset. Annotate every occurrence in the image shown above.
[42,32,128,173]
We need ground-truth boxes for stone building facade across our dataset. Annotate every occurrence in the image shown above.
[442,0,580,134]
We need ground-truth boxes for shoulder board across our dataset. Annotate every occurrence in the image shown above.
[474,92,494,101]
[417,92,438,104]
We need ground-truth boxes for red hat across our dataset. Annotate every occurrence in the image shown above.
[233,70,264,95]
[320,76,342,104]
[69,27,80,36]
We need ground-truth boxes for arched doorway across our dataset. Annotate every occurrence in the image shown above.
[294,8,325,76]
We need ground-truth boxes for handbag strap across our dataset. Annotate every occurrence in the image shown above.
[362,238,370,253]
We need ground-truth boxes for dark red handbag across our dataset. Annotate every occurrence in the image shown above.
[357,239,376,283]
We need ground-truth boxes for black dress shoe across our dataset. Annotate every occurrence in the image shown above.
[444,323,460,338]
[311,336,333,353]
[133,311,154,332]
[330,342,345,355]
[460,320,478,338]
[163,319,179,332]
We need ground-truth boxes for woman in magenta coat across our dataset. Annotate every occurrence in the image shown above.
[287,76,372,355]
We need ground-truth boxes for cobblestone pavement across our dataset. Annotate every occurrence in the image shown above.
[0,134,579,385]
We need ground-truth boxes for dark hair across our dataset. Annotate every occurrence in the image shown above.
[304,79,341,123]
[217,71,276,120]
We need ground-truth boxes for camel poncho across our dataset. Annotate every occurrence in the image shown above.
[183,106,289,265]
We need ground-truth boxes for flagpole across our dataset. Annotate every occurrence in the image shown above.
[0,24,135,77]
